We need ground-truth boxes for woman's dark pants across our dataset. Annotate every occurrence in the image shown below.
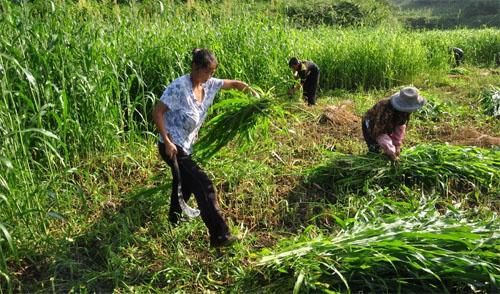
[158,142,230,244]
[362,119,380,153]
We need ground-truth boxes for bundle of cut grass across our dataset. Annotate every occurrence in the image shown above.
[246,199,499,293]
[194,89,289,160]
[480,86,500,118]
[308,144,499,193]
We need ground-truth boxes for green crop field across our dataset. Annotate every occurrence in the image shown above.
[0,0,499,292]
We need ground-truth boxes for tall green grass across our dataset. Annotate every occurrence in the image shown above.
[1,0,497,174]
[417,28,500,67]
[295,27,428,90]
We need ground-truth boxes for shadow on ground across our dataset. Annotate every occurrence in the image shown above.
[10,181,171,292]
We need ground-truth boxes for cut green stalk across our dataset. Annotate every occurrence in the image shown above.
[308,144,499,193]
[249,198,499,293]
[195,89,289,160]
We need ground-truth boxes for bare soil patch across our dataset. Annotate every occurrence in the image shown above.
[318,102,362,138]
[427,125,500,147]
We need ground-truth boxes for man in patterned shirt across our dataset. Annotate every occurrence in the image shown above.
[152,48,259,248]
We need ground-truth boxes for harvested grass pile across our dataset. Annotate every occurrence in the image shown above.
[430,126,500,147]
[318,103,361,137]
[247,198,499,293]
[458,128,500,146]
[307,144,499,193]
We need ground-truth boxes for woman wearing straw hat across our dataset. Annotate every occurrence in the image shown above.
[288,57,320,106]
[362,87,426,161]
[152,48,259,248]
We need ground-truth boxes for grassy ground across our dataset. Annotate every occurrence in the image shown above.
[1,1,499,292]
[5,65,498,292]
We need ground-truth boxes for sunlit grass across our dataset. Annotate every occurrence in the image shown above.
[0,0,499,292]
[308,144,499,194]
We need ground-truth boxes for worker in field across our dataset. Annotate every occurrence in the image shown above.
[362,86,426,161]
[450,47,464,67]
[152,48,259,248]
[288,57,320,106]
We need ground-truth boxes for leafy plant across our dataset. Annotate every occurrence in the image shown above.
[307,144,499,193]
[414,95,453,122]
[448,67,470,75]
[195,88,290,160]
[480,86,500,118]
[278,0,388,28]
[0,222,17,291]
[247,197,499,293]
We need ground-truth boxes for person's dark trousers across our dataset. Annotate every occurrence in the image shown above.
[158,142,230,244]
[361,119,380,153]
[303,71,319,106]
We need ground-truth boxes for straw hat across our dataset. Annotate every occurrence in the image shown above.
[390,87,426,113]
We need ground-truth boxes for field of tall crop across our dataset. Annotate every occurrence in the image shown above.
[1,0,499,292]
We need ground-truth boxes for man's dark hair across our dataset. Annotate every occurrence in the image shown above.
[192,48,218,69]
[288,57,300,67]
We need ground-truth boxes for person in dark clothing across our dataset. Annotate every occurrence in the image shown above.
[288,57,320,106]
[362,86,426,161]
[152,48,259,247]
[450,47,464,67]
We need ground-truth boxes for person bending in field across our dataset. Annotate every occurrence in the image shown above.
[152,48,259,248]
[288,57,320,106]
[450,47,464,67]
[451,47,464,66]
[362,86,426,161]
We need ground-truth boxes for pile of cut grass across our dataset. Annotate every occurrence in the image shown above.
[308,144,499,193]
[243,197,499,293]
